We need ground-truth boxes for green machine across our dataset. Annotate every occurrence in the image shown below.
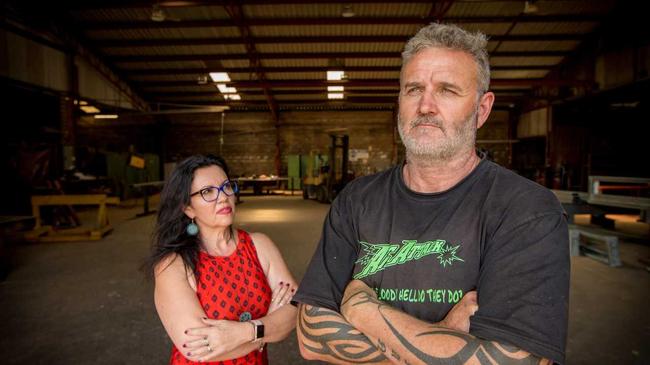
[287,134,350,203]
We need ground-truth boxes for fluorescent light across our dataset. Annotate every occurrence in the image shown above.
[327,86,344,92]
[224,94,241,100]
[80,105,100,113]
[328,93,344,100]
[327,70,345,81]
[209,72,230,82]
[217,84,237,93]
[94,114,119,119]
[78,100,88,106]
[341,5,355,18]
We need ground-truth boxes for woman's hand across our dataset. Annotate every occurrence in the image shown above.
[183,318,250,362]
[268,281,295,313]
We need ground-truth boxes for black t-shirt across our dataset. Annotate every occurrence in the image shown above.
[294,158,570,363]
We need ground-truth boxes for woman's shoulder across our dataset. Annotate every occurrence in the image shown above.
[247,231,275,250]
[153,252,188,278]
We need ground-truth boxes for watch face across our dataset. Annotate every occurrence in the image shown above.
[256,323,264,339]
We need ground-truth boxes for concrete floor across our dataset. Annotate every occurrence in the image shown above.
[0,195,648,364]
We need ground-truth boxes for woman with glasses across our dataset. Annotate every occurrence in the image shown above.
[146,154,297,364]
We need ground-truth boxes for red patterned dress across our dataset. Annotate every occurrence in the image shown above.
[170,229,272,365]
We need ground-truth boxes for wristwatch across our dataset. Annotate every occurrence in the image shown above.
[250,319,264,341]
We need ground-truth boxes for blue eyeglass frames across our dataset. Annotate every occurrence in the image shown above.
[190,180,239,202]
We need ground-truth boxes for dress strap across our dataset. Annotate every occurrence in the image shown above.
[236,229,265,273]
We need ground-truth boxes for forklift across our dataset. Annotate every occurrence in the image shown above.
[302,134,350,203]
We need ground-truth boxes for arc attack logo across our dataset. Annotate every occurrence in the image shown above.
[354,239,464,279]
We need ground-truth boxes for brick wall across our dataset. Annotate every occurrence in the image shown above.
[76,108,511,177]
[75,110,397,179]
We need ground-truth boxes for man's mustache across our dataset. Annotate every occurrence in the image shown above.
[410,115,445,131]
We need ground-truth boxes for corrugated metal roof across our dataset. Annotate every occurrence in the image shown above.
[490,85,533,90]
[459,23,516,36]
[142,85,219,93]
[71,5,231,22]
[346,86,399,91]
[347,71,401,80]
[256,43,403,54]
[490,56,565,66]
[130,74,201,82]
[266,72,322,80]
[346,59,402,67]
[69,8,153,22]
[85,27,242,40]
[249,24,422,37]
[262,59,329,67]
[244,3,431,18]
[274,94,330,101]
[220,60,252,68]
[52,1,620,111]
[115,61,208,70]
[101,45,247,56]
[491,70,550,79]
[530,0,616,15]
[511,22,599,35]
[446,1,524,17]
[496,40,580,52]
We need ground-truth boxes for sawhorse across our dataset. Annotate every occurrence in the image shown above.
[569,225,621,267]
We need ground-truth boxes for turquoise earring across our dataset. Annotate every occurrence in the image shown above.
[186,218,199,236]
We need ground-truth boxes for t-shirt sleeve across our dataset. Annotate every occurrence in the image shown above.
[470,206,570,364]
[293,191,359,312]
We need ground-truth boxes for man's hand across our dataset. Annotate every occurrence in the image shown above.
[438,290,478,332]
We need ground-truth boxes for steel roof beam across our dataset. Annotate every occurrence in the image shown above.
[80,15,604,30]
[123,64,553,76]
[137,78,591,88]
[95,33,584,48]
[111,50,569,62]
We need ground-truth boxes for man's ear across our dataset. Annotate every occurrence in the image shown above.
[476,91,495,129]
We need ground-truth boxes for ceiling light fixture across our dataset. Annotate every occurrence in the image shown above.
[217,84,237,93]
[209,72,231,82]
[341,5,355,18]
[327,70,345,81]
[328,86,344,92]
[94,114,119,119]
[224,94,241,101]
[328,93,344,100]
[80,105,100,114]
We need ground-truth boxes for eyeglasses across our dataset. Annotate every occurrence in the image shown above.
[190,180,239,202]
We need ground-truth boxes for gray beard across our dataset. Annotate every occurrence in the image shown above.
[398,107,478,162]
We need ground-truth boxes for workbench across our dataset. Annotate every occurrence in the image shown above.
[131,181,165,217]
[236,177,288,195]
[25,194,120,242]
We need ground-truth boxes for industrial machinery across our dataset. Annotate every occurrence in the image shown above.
[302,134,350,203]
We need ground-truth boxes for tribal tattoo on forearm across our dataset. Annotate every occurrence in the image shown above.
[298,304,388,363]
[345,290,545,365]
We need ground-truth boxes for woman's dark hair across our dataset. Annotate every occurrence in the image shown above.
[144,154,231,278]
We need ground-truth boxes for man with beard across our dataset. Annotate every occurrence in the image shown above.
[294,23,569,365]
